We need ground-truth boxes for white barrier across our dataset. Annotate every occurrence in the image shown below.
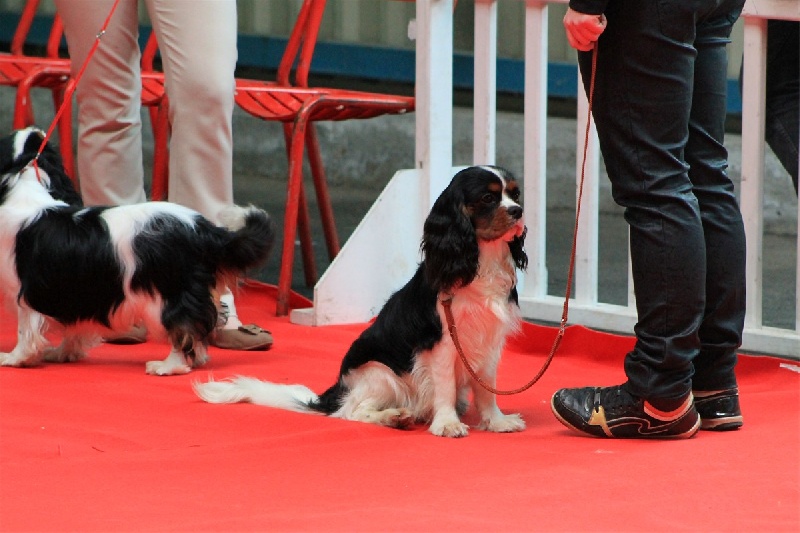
[293,0,799,359]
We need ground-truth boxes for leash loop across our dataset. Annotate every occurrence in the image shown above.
[444,44,599,396]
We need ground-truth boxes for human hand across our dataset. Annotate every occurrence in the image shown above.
[563,8,607,51]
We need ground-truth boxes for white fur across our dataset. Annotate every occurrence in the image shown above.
[0,135,265,375]
[193,165,526,436]
[193,238,526,437]
[194,376,320,411]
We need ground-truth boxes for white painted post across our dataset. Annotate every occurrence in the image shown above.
[473,0,498,165]
[574,69,600,306]
[740,15,768,329]
[520,0,549,300]
[414,0,455,209]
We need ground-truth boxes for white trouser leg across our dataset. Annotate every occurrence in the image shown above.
[54,0,147,205]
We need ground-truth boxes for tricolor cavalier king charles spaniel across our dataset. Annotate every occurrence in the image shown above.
[195,165,528,437]
[0,127,274,375]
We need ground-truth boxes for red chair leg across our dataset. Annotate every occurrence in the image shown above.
[276,115,310,316]
[12,81,33,130]
[306,123,340,260]
[53,88,76,184]
[150,98,170,200]
[15,69,76,184]
[282,122,317,288]
[297,181,318,287]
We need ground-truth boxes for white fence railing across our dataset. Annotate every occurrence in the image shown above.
[293,0,799,359]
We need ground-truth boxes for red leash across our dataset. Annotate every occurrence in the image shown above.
[32,0,122,181]
[444,43,599,395]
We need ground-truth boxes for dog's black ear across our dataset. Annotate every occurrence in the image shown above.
[421,180,480,293]
[36,141,83,207]
[509,226,528,271]
[0,129,33,175]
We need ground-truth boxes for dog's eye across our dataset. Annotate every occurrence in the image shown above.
[480,193,495,204]
[508,189,521,202]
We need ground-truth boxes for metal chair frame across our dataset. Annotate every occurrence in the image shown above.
[232,0,415,315]
[1,0,74,179]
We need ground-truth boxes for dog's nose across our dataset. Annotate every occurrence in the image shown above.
[507,205,523,219]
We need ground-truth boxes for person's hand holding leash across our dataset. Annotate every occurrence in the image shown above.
[563,8,607,51]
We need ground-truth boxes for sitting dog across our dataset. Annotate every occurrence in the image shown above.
[194,165,528,437]
[0,127,275,375]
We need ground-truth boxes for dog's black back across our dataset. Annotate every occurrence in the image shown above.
[313,266,442,412]
[15,206,125,326]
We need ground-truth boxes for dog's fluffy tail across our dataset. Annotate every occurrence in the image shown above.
[217,205,276,272]
[193,376,321,413]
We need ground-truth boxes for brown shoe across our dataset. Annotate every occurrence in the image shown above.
[210,324,273,351]
[104,324,148,345]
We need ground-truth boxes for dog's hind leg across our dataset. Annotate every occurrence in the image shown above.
[0,305,49,367]
[349,401,415,429]
[43,333,98,363]
[145,347,191,376]
[337,362,415,429]
[190,343,210,368]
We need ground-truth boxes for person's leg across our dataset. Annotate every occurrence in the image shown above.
[146,1,270,350]
[687,4,747,430]
[146,0,237,225]
[684,7,746,393]
[54,0,146,205]
[552,0,703,439]
[582,0,708,401]
[765,20,799,193]
[551,0,745,438]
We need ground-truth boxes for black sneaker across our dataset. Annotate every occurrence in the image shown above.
[551,384,700,439]
[694,388,743,431]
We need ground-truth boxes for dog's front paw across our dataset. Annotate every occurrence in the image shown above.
[145,359,191,376]
[0,351,40,367]
[430,417,470,438]
[478,412,526,433]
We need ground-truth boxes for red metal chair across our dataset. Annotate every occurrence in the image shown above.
[1,0,74,180]
[233,0,415,316]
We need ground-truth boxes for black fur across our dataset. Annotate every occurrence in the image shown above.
[0,127,275,373]
[15,206,125,326]
[422,166,527,292]
[312,165,527,414]
[0,128,82,206]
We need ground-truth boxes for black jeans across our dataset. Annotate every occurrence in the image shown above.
[577,0,747,399]
[739,20,799,193]
[765,20,799,193]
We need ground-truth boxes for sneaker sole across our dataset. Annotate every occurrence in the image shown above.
[700,416,743,431]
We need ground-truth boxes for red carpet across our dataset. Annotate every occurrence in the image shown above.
[1,281,798,532]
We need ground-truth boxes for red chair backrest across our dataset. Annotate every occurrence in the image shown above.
[10,0,65,58]
[276,0,327,87]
